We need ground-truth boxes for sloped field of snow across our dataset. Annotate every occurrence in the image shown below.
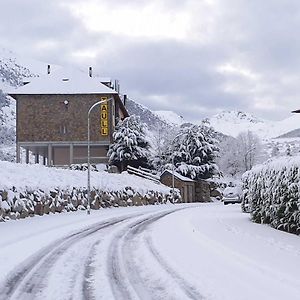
[0,161,170,195]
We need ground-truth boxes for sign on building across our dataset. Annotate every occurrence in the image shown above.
[100,97,109,136]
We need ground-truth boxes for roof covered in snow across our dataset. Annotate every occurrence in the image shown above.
[6,68,117,95]
[161,169,195,182]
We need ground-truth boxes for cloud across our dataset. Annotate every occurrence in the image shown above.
[0,0,97,64]
[1,0,300,121]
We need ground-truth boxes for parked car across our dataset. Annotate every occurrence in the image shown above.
[222,186,242,205]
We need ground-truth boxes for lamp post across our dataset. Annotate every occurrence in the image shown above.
[87,97,113,215]
[172,154,175,201]
[170,133,184,202]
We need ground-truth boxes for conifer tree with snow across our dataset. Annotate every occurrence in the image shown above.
[167,124,220,180]
[108,115,151,171]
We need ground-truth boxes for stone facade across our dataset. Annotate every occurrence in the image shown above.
[11,93,128,166]
[16,94,116,142]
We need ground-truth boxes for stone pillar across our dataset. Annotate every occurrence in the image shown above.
[26,149,29,164]
[16,143,21,163]
[70,143,73,165]
[35,150,39,164]
[47,144,52,166]
[43,156,47,165]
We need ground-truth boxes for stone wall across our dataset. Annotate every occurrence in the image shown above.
[194,180,211,202]
[0,186,182,221]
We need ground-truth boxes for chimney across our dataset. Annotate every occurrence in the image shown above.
[114,79,120,93]
[47,64,51,75]
[89,66,92,77]
[123,94,127,106]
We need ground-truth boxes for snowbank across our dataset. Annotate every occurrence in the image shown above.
[0,161,180,221]
[242,157,300,234]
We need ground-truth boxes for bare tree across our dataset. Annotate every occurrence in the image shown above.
[238,131,261,171]
[150,123,178,171]
[218,131,261,176]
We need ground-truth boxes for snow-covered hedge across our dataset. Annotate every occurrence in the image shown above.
[0,161,181,221]
[242,157,300,234]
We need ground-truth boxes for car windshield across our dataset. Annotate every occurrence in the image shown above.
[223,187,240,197]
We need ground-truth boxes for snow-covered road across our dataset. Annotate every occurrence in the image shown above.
[0,203,300,300]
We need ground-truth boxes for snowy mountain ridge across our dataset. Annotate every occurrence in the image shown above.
[209,110,264,124]
[0,48,39,89]
[153,110,185,126]
[206,110,300,140]
[126,98,181,131]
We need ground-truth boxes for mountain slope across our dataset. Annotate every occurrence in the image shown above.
[205,111,300,140]
[0,48,39,89]
[0,48,40,161]
[153,110,184,126]
[126,98,176,131]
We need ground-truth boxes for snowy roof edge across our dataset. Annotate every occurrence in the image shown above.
[161,169,195,182]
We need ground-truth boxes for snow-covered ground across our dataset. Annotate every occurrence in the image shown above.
[0,161,169,194]
[0,203,299,300]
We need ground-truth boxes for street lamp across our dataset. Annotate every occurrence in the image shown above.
[87,97,113,215]
[170,133,184,202]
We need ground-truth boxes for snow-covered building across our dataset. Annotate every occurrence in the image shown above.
[7,67,128,166]
[160,170,211,203]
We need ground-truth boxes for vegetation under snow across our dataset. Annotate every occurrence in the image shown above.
[242,157,300,235]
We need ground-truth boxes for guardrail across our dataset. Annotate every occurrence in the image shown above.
[127,166,161,184]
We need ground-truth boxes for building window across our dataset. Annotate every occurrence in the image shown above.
[59,124,68,135]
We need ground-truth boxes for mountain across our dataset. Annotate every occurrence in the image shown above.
[126,98,184,131]
[0,48,41,88]
[205,110,300,140]
[276,128,300,139]
[153,110,184,126]
[0,48,49,161]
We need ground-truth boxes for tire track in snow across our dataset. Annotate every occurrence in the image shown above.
[0,215,137,300]
[108,208,204,300]
[145,236,204,300]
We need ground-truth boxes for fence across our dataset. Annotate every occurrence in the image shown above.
[127,166,161,184]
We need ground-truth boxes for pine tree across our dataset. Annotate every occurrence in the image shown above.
[168,124,219,180]
[108,115,151,171]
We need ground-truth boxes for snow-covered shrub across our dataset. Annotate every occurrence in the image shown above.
[242,157,300,235]
[69,164,98,172]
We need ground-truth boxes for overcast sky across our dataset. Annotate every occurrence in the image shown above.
[1,0,300,122]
